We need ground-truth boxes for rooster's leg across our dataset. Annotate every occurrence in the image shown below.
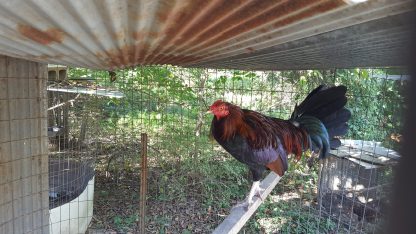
[236,181,264,210]
[247,181,261,205]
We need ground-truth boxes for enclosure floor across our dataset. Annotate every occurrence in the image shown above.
[87,170,228,233]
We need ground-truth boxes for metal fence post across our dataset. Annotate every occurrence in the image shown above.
[139,133,148,233]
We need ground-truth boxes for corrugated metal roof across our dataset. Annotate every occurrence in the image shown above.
[0,0,414,70]
[193,12,414,70]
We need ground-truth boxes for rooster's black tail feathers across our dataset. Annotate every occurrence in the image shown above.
[290,85,351,158]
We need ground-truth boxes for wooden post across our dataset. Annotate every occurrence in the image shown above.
[139,133,148,234]
[0,55,49,233]
[213,172,281,234]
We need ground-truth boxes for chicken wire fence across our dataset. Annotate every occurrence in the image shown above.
[46,65,406,233]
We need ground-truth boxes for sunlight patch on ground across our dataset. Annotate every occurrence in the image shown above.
[269,192,300,202]
[258,217,289,233]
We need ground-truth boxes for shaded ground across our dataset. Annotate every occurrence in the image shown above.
[86,158,387,234]
[47,146,388,234]
[88,169,229,233]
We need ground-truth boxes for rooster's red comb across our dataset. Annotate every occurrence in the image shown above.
[211,99,224,107]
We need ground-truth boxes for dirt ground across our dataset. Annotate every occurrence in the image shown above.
[87,170,228,233]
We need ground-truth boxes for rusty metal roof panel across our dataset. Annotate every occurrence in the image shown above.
[0,0,414,70]
[193,12,414,70]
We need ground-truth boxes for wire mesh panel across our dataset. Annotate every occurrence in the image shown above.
[46,66,407,233]
[0,56,49,234]
[47,65,97,234]
[319,140,399,234]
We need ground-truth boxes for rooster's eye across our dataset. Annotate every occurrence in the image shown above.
[220,106,224,110]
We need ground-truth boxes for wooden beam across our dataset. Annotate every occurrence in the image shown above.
[213,172,281,234]
[47,93,80,111]
[47,86,125,98]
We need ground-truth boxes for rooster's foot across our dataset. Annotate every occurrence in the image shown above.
[254,188,265,201]
[233,199,251,211]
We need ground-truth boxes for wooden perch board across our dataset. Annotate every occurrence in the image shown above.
[213,172,281,234]
[48,86,124,98]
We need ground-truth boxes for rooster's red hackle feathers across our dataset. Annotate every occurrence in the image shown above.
[216,102,309,161]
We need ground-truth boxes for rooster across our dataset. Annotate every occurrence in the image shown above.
[207,85,351,208]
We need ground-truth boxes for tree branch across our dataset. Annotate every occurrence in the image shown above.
[48,94,80,111]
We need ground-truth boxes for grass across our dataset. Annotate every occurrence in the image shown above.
[114,214,138,232]
[245,199,337,233]
[240,156,337,234]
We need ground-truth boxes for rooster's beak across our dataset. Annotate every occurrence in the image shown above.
[206,110,213,114]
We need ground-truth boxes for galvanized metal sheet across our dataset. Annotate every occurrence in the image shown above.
[193,12,414,70]
[0,0,414,70]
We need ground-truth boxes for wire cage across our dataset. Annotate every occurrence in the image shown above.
[47,65,96,234]
[318,140,400,233]
[45,65,407,233]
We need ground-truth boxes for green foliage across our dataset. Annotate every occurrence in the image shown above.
[113,214,138,232]
[283,68,406,149]
[242,154,325,233]
[246,200,336,234]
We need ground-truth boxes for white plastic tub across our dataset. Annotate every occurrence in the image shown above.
[49,177,94,234]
